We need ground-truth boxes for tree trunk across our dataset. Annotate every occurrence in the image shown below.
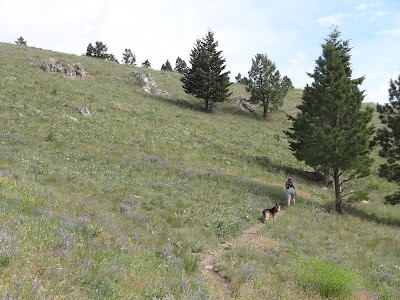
[333,168,342,213]
[205,99,210,112]
[263,99,268,120]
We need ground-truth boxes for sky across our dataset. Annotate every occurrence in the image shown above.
[1,0,399,104]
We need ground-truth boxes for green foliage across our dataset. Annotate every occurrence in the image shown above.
[141,59,151,68]
[161,59,173,71]
[174,57,188,74]
[15,36,27,45]
[122,48,136,65]
[181,30,231,112]
[0,42,398,300]
[235,72,250,85]
[235,72,242,83]
[291,256,359,299]
[246,53,291,119]
[375,75,400,205]
[347,191,369,202]
[85,41,118,62]
[286,27,374,212]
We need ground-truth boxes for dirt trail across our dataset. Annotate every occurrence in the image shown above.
[200,222,275,299]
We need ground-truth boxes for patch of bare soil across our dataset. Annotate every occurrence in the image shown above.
[200,223,275,300]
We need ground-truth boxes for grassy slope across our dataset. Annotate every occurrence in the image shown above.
[0,42,399,300]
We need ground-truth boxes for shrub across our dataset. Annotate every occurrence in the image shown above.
[291,256,359,299]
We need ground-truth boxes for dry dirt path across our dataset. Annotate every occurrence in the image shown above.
[199,222,275,299]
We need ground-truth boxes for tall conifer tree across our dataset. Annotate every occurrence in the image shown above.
[286,28,374,213]
[375,76,400,205]
[181,30,231,112]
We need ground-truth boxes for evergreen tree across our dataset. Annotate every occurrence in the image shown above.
[375,75,400,205]
[161,60,173,71]
[235,73,242,83]
[122,49,136,65]
[15,36,27,45]
[246,53,291,119]
[141,59,151,68]
[85,41,117,62]
[181,30,231,112]
[174,57,188,74]
[285,28,374,213]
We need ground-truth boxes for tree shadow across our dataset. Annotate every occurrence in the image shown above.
[344,204,400,228]
[148,93,204,112]
[215,104,264,121]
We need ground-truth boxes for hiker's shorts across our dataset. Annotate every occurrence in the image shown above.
[286,187,295,198]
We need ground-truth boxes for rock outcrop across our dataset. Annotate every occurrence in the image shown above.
[233,95,256,112]
[130,72,171,97]
[40,58,86,79]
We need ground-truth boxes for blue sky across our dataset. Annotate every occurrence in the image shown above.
[1,0,399,104]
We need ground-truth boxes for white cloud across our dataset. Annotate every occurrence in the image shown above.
[289,53,305,66]
[355,2,383,11]
[379,28,400,38]
[317,14,350,26]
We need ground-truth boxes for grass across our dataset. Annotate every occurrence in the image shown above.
[0,42,399,299]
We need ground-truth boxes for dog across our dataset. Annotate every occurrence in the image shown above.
[261,203,281,223]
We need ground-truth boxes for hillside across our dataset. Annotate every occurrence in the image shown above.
[0,42,399,300]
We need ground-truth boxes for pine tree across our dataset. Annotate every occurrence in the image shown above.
[15,36,27,45]
[141,59,151,68]
[122,49,136,65]
[181,30,231,112]
[235,73,242,83]
[174,57,188,74]
[85,41,117,62]
[285,28,374,213]
[161,60,173,71]
[375,75,400,205]
[246,53,291,119]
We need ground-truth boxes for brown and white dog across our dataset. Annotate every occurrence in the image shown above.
[261,203,281,223]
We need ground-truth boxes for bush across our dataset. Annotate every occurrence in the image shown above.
[291,256,359,299]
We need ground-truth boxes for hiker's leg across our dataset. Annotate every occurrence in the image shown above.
[287,192,291,206]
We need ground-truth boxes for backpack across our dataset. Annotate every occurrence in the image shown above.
[286,180,294,189]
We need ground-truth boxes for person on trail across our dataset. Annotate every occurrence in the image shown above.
[285,176,296,206]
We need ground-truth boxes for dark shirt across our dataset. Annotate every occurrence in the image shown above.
[286,180,295,189]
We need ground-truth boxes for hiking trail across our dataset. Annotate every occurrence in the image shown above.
[199,222,275,299]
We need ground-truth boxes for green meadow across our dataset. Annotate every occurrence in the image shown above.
[0,42,399,299]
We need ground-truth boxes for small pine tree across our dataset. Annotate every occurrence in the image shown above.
[174,57,188,74]
[161,60,173,71]
[15,36,27,45]
[85,41,117,62]
[375,75,400,205]
[122,49,136,66]
[246,53,291,119]
[141,59,151,68]
[181,30,231,113]
[235,73,242,83]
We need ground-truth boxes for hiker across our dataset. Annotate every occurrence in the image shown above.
[285,176,296,206]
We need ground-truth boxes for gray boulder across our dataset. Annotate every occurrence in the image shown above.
[234,95,256,112]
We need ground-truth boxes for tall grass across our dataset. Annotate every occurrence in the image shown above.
[0,42,399,299]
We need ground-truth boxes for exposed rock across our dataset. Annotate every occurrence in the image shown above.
[130,72,171,97]
[10,103,24,109]
[40,58,86,79]
[234,95,256,112]
[65,115,79,122]
[78,107,91,117]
